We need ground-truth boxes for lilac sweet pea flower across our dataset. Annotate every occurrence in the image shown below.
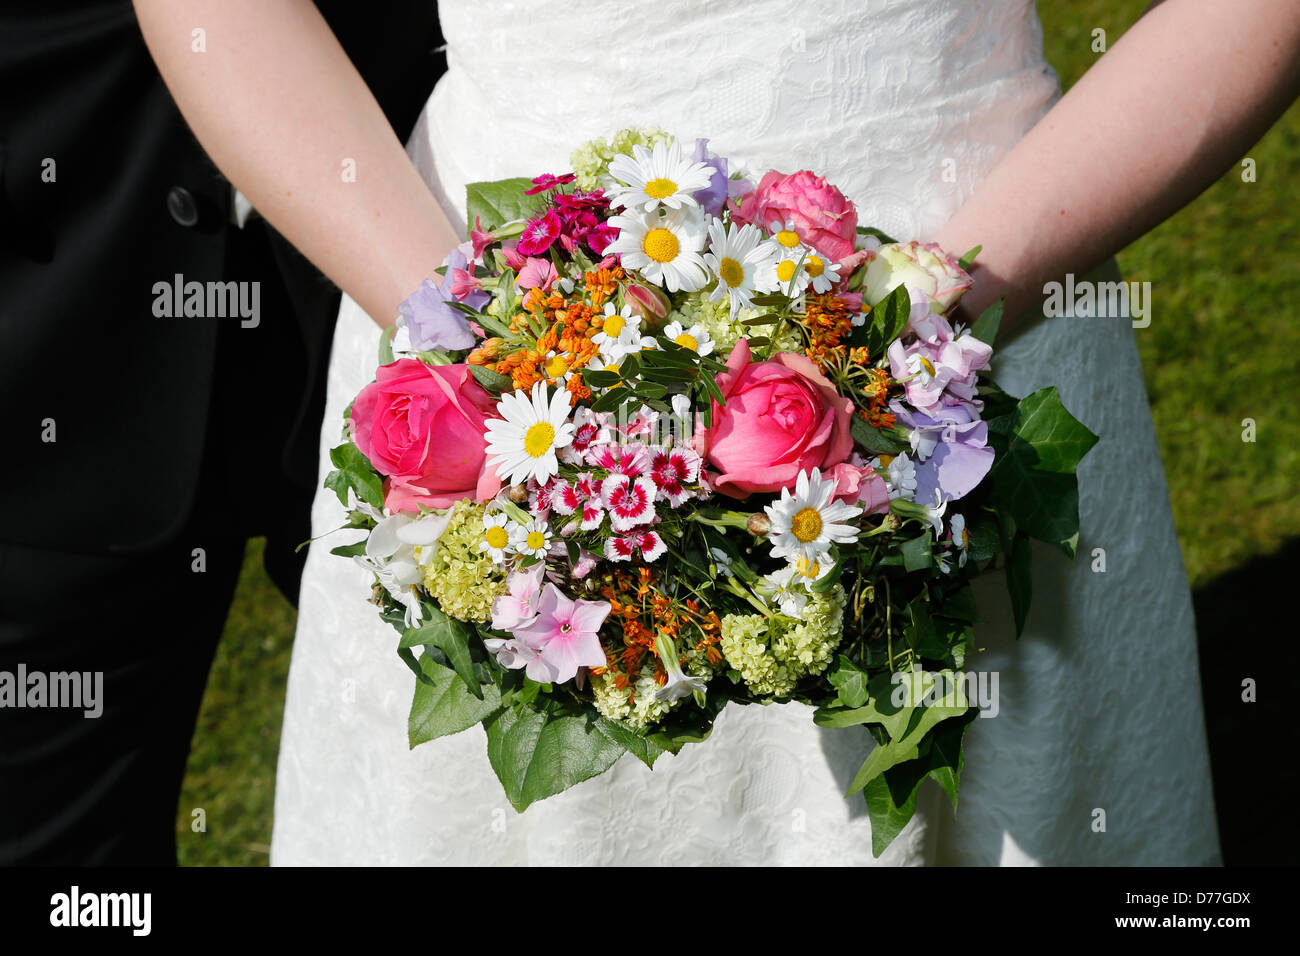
[691,138,754,217]
[396,247,489,352]
[887,292,992,413]
[890,400,994,504]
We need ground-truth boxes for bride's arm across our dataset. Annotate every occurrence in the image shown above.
[934,0,1300,330]
[133,0,459,327]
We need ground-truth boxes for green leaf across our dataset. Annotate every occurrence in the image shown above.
[377,325,396,367]
[926,708,978,812]
[593,717,665,769]
[468,364,513,393]
[485,707,627,811]
[1005,531,1033,637]
[863,757,929,857]
[400,605,483,699]
[324,441,384,509]
[827,654,871,708]
[850,416,908,456]
[855,226,898,244]
[407,653,502,747]
[464,177,546,233]
[969,299,1002,345]
[328,538,368,559]
[957,245,982,271]
[1007,386,1099,474]
[900,533,933,571]
[865,282,911,356]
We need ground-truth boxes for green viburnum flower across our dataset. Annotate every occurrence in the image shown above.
[719,586,846,697]
[421,499,508,623]
[570,127,672,192]
[667,290,802,356]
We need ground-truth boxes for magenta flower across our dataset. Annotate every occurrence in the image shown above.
[517,210,562,256]
[510,584,610,684]
[525,173,576,195]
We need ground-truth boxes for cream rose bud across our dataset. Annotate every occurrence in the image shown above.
[859,240,973,314]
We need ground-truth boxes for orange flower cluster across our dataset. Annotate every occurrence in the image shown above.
[857,366,896,429]
[477,269,629,401]
[802,292,864,372]
[592,568,722,704]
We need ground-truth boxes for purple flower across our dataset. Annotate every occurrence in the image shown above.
[509,584,609,684]
[396,247,488,352]
[890,400,994,504]
[690,138,753,217]
[886,292,992,413]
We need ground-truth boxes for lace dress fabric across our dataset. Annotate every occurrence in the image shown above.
[270,0,1221,865]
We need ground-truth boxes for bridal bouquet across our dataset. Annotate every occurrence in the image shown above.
[324,129,1097,855]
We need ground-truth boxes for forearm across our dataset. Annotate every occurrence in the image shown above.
[935,0,1300,328]
[133,0,458,326]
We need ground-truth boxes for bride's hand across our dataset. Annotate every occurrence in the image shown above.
[934,0,1300,333]
[133,0,461,327]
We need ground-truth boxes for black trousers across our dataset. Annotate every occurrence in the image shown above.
[0,523,246,864]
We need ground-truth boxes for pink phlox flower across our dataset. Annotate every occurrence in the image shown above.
[510,584,610,684]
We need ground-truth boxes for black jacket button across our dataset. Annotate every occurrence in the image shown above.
[166,186,200,228]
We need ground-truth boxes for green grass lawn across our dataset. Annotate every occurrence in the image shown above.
[175,0,1300,865]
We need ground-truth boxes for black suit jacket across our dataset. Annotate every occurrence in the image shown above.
[0,1,445,556]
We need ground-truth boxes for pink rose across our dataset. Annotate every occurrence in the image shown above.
[731,169,858,262]
[827,462,891,515]
[350,358,501,514]
[695,339,854,498]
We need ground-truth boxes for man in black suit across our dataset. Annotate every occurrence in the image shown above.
[0,1,445,864]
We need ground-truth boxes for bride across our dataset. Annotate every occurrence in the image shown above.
[139,0,1299,864]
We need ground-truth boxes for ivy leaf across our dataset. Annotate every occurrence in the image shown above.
[1005,531,1033,637]
[464,177,546,233]
[485,707,627,811]
[863,757,929,858]
[969,299,1002,345]
[400,605,483,699]
[926,708,979,812]
[593,717,665,769]
[827,654,871,709]
[324,441,384,509]
[1006,386,1099,474]
[407,653,502,747]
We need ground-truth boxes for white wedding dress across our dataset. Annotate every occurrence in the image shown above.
[271,0,1221,865]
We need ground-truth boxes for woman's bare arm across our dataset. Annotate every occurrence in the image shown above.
[133,0,459,327]
[934,0,1300,329]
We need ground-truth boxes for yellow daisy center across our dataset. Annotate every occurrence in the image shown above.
[523,421,555,458]
[544,354,570,379]
[776,229,800,247]
[776,260,798,283]
[604,314,626,337]
[796,556,821,579]
[806,256,825,278]
[644,177,678,199]
[790,506,823,543]
[642,227,680,263]
[526,530,547,550]
[674,332,699,351]
[485,526,509,550]
[718,257,744,288]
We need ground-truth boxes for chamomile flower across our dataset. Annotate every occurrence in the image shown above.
[591,302,643,358]
[766,219,806,252]
[803,251,843,293]
[511,519,553,559]
[607,139,715,212]
[606,205,709,293]
[764,565,809,619]
[763,468,862,565]
[703,219,772,318]
[662,320,715,357]
[484,382,576,487]
[540,349,576,384]
[760,249,814,296]
[478,512,514,564]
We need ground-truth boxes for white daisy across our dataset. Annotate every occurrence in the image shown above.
[759,248,814,296]
[606,205,709,293]
[478,512,514,564]
[803,251,843,293]
[540,349,576,384]
[607,140,715,212]
[763,564,809,618]
[591,302,643,358]
[703,219,772,318]
[765,219,806,253]
[511,519,553,559]
[484,382,576,487]
[763,468,862,565]
[662,320,715,357]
